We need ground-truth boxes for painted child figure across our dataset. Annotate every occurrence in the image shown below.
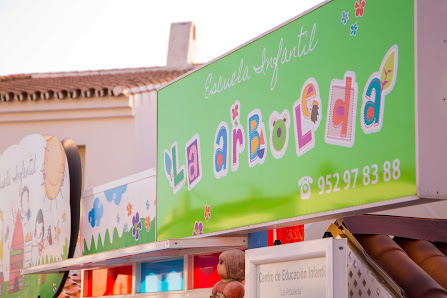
[211,249,245,298]
[32,209,48,264]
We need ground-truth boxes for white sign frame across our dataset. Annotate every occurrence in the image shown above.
[245,238,347,298]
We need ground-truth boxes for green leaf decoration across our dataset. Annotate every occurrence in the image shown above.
[379,46,398,94]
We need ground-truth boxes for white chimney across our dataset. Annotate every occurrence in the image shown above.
[166,22,198,67]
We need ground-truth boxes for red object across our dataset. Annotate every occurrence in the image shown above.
[193,253,221,289]
[267,225,304,246]
[355,0,366,17]
[84,265,132,297]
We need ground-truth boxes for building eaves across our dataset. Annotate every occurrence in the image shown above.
[0,66,195,102]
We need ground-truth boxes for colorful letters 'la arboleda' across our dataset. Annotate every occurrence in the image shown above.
[163,45,398,189]
[157,0,416,240]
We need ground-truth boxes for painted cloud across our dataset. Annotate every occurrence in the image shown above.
[105,184,127,205]
[88,197,104,227]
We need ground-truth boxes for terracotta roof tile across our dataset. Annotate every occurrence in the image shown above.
[340,215,447,298]
[0,66,195,102]
[355,234,447,298]
[394,237,447,290]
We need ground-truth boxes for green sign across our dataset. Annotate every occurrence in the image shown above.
[157,0,416,240]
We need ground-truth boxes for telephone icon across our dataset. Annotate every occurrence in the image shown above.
[298,176,313,200]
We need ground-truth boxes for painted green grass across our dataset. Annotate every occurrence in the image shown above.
[83,217,156,255]
[0,238,70,297]
[1,273,64,298]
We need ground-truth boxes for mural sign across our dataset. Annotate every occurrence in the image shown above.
[157,0,416,240]
[0,134,81,297]
[82,171,156,255]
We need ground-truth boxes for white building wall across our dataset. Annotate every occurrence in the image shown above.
[0,93,156,190]
[132,91,158,173]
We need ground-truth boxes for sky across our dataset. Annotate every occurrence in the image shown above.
[0,0,324,76]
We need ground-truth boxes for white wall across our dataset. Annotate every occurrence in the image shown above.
[132,91,158,173]
[0,92,156,190]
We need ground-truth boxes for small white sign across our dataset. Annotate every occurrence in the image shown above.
[245,238,347,298]
[257,257,326,297]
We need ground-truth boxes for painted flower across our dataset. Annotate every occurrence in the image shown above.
[341,11,349,25]
[350,22,358,36]
[124,223,128,232]
[232,104,239,120]
[193,221,203,236]
[116,213,120,223]
[132,212,142,240]
[355,0,365,17]
[145,216,151,231]
[146,200,150,210]
[127,203,132,216]
[204,205,211,222]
